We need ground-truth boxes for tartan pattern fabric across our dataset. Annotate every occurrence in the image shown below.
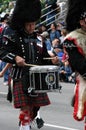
[13,80,50,108]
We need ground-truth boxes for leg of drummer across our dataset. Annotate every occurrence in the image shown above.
[30,106,44,129]
[19,107,32,130]
[35,110,44,129]
[36,110,40,119]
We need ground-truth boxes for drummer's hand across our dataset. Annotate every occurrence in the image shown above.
[15,56,26,66]
[51,56,59,64]
[48,51,59,64]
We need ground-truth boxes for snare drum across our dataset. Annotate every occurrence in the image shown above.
[29,65,59,93]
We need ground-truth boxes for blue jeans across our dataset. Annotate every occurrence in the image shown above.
[0,61,10,82]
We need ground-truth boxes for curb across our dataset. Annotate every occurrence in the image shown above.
[0,92,7,98]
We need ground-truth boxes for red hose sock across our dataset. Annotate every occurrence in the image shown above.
[73,79,86,121]
[19,110,31,126]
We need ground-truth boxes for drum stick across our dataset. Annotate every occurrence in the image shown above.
[43,57,56,60]
[24,63,38,67]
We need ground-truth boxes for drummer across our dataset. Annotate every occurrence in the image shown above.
[0,0,59,130]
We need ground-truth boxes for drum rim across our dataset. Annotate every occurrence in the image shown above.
[29,65,59,73]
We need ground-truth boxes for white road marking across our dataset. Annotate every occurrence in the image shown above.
[44,123,79,130]
[0,92,7,95]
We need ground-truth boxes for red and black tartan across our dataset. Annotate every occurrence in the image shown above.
[13,80,50,108]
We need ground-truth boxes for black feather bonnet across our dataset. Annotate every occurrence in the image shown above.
[10,0,41,30]
[66,0,86,32]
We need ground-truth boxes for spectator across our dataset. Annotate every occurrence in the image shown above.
[0,12,9,33]
[59,60,73,82]
[41,31,52,53]
[41,24,48,33]
[56,22,63,36]
[51,38,64,60]
[45,0,58,25]
[37,24,48,34]
[49,22,60,42]
[0,13,10,85]
[60,27,68,44]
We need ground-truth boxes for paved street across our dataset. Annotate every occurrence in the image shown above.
[0,78,85,130]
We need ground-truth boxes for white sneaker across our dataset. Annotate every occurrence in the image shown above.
[19,124,30,130]
[3,82,8,86]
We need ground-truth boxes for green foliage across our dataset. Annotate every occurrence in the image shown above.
[0,0,15,13]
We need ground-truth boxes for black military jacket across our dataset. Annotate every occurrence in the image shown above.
[0,26,52,79]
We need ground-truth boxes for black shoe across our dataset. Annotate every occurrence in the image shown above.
[36,118,44,129]
[19,120,21,126]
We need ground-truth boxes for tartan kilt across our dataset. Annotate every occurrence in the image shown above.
[13,80,51,108]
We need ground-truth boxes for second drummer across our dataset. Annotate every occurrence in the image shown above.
[0,0,59,130]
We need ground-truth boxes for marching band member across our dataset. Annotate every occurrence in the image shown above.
[0,0,58,130]
[64,0,86,121]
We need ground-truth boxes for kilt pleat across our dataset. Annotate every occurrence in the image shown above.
[13,80,50,108]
